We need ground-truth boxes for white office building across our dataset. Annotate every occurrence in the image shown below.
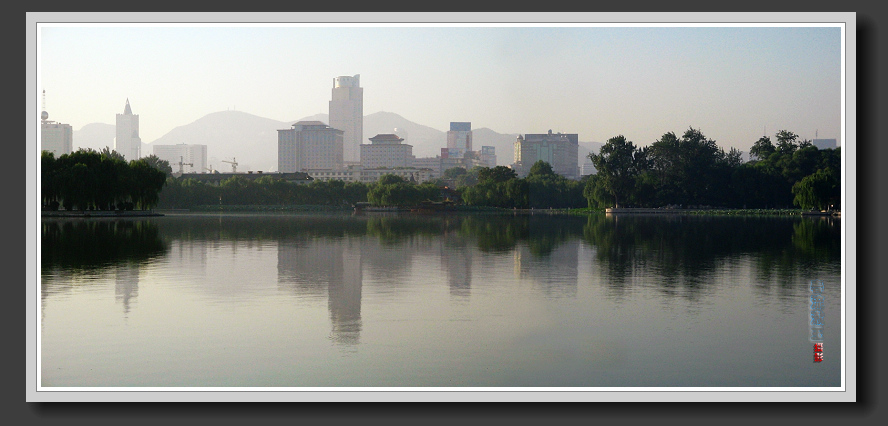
[40,110,73,157]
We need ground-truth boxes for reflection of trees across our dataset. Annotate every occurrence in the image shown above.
[581,214,842,299]
[792,217,841,264]
[364,216,444,245]
[42,219,165,316]
[457,214,528,253]
[41,219,167,272]
[526,215,585,257]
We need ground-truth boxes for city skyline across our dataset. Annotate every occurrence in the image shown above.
[37,18,844,155]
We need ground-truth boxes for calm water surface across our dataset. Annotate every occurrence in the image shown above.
[40,212,842,387]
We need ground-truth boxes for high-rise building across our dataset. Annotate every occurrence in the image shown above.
[446,122,472,157]
[153,143,208,174]
[479,146,497,168]
[360,134,413,169]
[277,121,344,172]
[40,110,72,157]
[512,130,580,179]
[115,99,141,161]
[329,75,363,163]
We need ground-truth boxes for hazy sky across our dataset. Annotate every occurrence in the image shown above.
[38,22,843,152]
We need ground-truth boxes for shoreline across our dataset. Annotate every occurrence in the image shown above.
[81,205,841,218]
[41,210,165,218]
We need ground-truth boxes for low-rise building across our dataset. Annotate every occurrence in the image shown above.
[306,165,432,184]
[361,134,413,169]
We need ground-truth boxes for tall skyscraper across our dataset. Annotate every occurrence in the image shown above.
[328,75,363,163]
[115,99,141,161]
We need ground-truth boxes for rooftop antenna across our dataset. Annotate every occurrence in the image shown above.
[816,129,818,139]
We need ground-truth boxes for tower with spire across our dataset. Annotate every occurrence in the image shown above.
[115,98,141,161]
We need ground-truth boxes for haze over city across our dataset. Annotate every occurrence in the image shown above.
[38,22,842,155]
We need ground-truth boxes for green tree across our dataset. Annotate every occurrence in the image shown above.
[589,135,640,208]
[528,160,555,178]
[792,168,837,211]
[477,165,517,183]
[775,130,800,155]
[141,154,174,177]
[749,136,776,161]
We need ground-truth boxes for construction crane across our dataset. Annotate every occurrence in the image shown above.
[176,156,194,174]
[221,157,238,173]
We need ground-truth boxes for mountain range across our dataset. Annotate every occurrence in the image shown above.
[72,110,603,173]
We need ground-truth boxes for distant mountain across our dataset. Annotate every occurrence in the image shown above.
[73,123,116,153]
[73,110,604,171]
[147,111,291,172]
[363,111,448,158]
[470,128,519,166]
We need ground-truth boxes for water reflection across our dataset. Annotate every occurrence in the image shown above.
[580,214,841,300]
[42,213,841,330]
[40,212,842,387]
[41,219,167,316]
[277,237,363,345]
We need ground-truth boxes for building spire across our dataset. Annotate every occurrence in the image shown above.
[124,98,132,115]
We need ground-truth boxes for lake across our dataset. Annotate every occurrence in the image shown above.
[39,212,842,388]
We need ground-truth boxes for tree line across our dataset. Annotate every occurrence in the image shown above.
[587,128,840,210]
[46,126,839,213]
[42,148,169,211]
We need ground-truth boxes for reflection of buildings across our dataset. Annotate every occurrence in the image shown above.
[277,238,363,345]
[440,234,473,298]
[114,263,140,316]
[513,239,579,297]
